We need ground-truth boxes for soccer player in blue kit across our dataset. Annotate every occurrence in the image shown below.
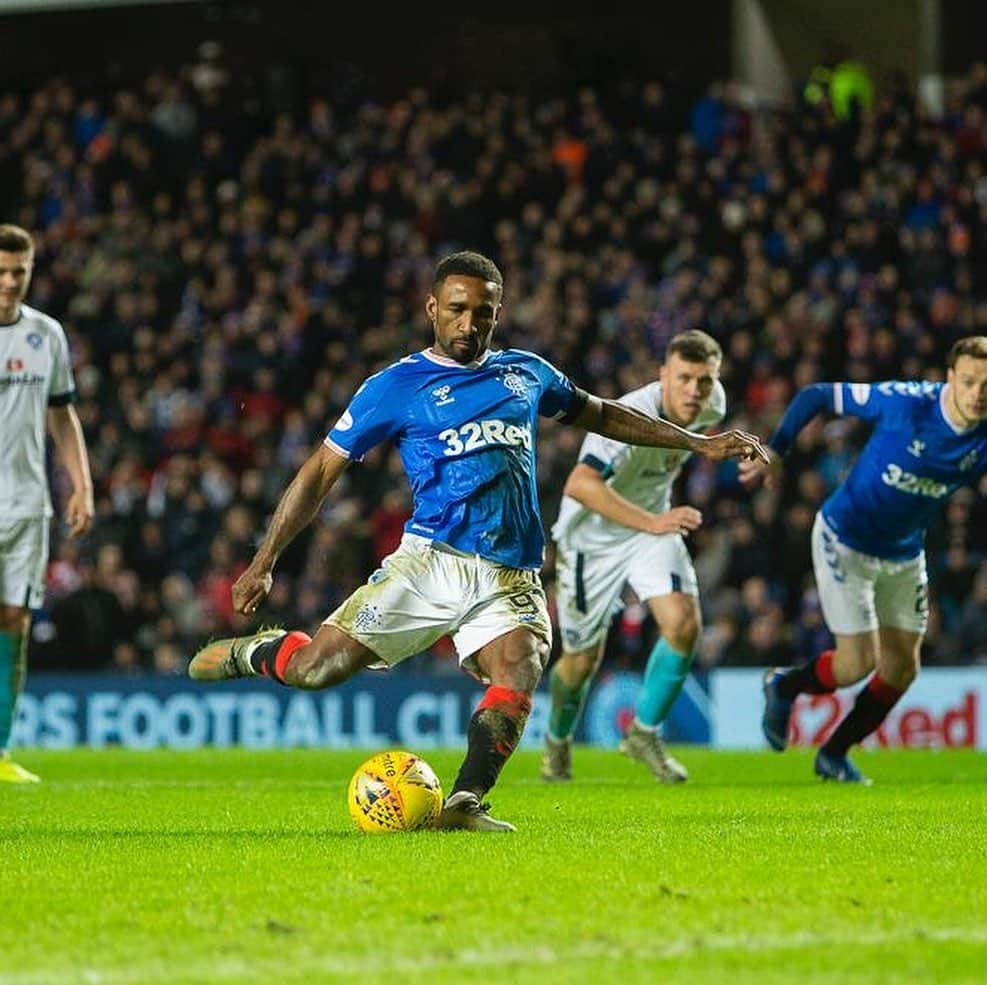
[741,336,987,784]
[190,251,768,831]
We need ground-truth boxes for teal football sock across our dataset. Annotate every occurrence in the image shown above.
[548,664,591,740]
[636,637,693,729]
[0,631,25,752]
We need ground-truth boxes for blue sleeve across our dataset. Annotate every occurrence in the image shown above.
[771,381,901,456]
[525,352,578,420]
[769,384,835,456]
[324,370,403,460]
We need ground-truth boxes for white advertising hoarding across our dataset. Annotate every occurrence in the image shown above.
[711,667,985,749]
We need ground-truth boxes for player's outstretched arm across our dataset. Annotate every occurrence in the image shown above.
[232,444,349,615]
[571,393,769,463]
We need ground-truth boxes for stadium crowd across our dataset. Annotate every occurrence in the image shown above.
[3,48,986,675]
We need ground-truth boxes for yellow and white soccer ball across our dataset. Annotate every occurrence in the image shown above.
[347,750,444,833]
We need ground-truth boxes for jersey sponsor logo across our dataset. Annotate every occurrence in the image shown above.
[0,370,45,388]
[850,383,871,405]
[438,419,532,456]
[907,439,926,458]
[880,463,949,498]
[431,384,455,407]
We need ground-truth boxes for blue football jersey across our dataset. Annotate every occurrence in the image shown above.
[822,381,987,560]
[325,347,579,569]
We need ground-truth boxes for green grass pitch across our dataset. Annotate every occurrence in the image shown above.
[1,747,985,984]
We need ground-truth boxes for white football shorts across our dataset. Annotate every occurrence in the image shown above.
[554,531,698,653]
[811,512,929,636]
[325,533,551,679]
[0,517,49,609]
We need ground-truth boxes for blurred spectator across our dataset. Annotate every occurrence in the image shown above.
[6,53,985,673]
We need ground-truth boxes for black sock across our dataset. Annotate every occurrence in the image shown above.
[777,649,837,701]
[822,676,904,757]
[452,686,532,798]
[249,633,288,682]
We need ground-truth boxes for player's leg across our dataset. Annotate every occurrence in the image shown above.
[0,518,47,784]
[816,556,927,784]
[440,564,552,831]
[619,534,699,782]
[189,534,459,686]
[543,541,624,780]
[542,640,605,781]
[618,591,698,783]
[763,513,879,752]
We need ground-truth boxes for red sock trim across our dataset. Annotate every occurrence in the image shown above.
[866,674,906,708]
[477,685,533,717]
[274,631,311,680]
[815,649,837,690]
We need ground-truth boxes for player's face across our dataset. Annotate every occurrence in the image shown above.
[426,275,502,365]
[0,249,33,322]
[659,352,720,425]
[947,355,987,426]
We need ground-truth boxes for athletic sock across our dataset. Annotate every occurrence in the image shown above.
[776,649,838,701]
[0,631,25,752]
[452,686,532,796]
[822,674,906,758]
[635,637,693,729]
[547,663,590,740]
[249,631,311,684]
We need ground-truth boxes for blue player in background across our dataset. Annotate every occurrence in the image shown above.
[189,251,768,831]
[741,336,987,784]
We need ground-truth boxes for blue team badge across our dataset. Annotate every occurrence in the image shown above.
[584,671,643,748]
[26,332,43,349]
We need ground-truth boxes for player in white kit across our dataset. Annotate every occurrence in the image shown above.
[0,224,94,783]
[543,330,725,783]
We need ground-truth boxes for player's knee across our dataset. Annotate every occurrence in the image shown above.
[559,648,598,685]
[664,608,700,654]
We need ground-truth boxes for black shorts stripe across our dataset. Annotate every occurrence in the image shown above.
[575,552,587,614]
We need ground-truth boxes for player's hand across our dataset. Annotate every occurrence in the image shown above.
[738,448,783,490]
[232,560,274,616]
[696,429,770,464]
[65,487,94,538]
[651,506,703,537]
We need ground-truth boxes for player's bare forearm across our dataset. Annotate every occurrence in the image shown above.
[564,464,662,534]
[253,444,348,568]
[572,394,769,463]
[47,405,93,498]
[572,395,698,451]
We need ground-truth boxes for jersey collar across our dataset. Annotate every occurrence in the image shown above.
[421,347,492,370]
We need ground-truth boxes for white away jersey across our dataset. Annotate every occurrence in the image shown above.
[551,379,726,549]
[0,304,76,519]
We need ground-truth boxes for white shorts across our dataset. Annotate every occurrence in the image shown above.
[325,533,552,679]
[812,513,929,636]
[0,517,49,609]
[554,532,699,652]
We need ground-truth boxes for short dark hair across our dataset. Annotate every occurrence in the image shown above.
[433,251,503,295]
[0,224,34,254]
[666,329,722,363]
[948,335,987,367]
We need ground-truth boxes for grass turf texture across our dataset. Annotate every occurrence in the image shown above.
[1,748,985,985]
